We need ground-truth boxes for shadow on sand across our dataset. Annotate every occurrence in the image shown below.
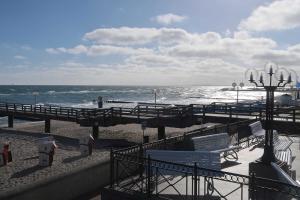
[11,165,47,178]
[0,128,137,151]
[63,155,86,163]
[221,160,241,169]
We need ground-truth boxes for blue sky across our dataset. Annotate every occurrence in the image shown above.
[1,0,300,85]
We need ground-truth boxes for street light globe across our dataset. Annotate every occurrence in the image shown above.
[153,89,160,94]
[232,82,237,88]
[239,82,244,88]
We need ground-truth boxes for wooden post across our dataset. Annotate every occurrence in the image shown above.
[110,148,114,189]
[259,108,262,119]
[45,119,51,133]
[8,114,13,128]
[157,126,166,140]
[293,109,296,123]
[93,125,99,139]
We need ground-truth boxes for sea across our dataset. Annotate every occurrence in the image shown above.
[0,85,288,126]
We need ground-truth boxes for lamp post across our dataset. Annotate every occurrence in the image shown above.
[232,82,244,104]
[248,63,292,164]
[32,92,39,105]
[153,89,160,107]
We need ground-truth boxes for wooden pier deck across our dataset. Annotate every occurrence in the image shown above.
[1,102,300,138]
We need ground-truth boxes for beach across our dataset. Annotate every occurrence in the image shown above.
[0,120,212,197]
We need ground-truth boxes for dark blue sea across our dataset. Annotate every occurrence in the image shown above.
[0,85,285,126]
[0,85,269,108]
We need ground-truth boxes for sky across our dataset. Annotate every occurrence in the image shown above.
[1,0,300,85]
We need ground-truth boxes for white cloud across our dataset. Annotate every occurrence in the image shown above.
[21,45,32,51]
[239,0,300,32]
[14,55,27,60]
[152,13,187,25]
[83,27,191,46]
[288,44,300,52]
[47,45,153,56]
[46,48,60,54]
[43,26,300,85]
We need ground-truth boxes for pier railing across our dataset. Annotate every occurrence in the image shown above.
[110,147,300,200]
[0,102,194,121]
[1,101,300,127]
[110,119,300,199]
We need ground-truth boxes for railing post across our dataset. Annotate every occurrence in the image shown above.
[229,106,232,120]
[190,104,194,115]
[259,108,262,119]
[147,155,152,198]
[139,143,144,189]
[293,109,296,123]
[110,148,114,189]
[193,162,197,199]
[249,172,256,200]
[202,105,206,118]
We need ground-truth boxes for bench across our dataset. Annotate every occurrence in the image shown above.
[273,132,293,151]
[249,121,265,137]
[273,132,293,168]
[146,150,223,177]
[191,133,239,161]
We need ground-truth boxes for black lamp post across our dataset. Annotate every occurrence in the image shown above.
[232,82,244,104]
[248,64,292,164]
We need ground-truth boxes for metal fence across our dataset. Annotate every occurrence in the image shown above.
[109,120,300,199]
[110,151,300,200]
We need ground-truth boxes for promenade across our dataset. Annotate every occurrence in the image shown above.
[154,137,300,199]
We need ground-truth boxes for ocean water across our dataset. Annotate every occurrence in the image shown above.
[0,85,286,108]
[0,85,288,108]
[0,85,288,126]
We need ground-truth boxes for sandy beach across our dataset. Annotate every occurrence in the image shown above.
[0,120,212,195]
[10,120,214,143]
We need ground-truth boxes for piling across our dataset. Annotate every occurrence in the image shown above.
[8,114,14,128]
[45,119,51,133]
[157,126,166,140]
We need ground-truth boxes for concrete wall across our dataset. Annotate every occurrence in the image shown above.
[0,160,110,200]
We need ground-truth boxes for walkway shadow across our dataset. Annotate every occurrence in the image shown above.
[11,165,47,178]
[23,155,39,161]
[94,139,137,149]
[0,128,137,151]
[63,155,85,163]
[249,142,264,151]
[221,160,241,169]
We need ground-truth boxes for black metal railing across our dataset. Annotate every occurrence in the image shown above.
[110,151,300,200]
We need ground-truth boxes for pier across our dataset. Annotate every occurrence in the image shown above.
[1,102,300,139]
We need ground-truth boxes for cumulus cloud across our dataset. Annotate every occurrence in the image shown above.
[45,26,300,85]
[47,45,153,56]
[14,55,27,60]
[239,0,300,32]
[152,13,187,25]
[83,27,191,46]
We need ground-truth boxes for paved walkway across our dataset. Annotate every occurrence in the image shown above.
[153,137,300,200]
